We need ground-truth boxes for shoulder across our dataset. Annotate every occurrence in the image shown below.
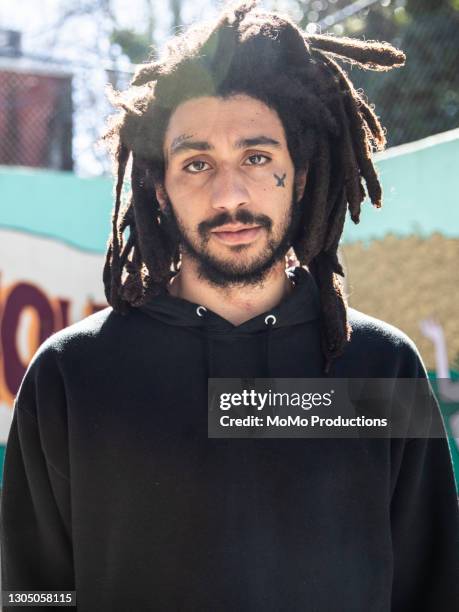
[347,307,417,351]
[16,307,145,407]
[337,307,427,377]
[26,306,142,375]
[34,307,117,356]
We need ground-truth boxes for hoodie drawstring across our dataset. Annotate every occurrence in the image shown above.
[195,306,214,379]
[264,314,276,378]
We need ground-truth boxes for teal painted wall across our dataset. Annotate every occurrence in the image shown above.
[429,371,459,493]
[342,129,459,244]
[0,166,112,253]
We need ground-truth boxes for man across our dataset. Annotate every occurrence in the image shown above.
[2,1,458,611]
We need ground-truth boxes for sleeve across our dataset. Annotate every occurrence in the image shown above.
[1,347,74,607]
[390,346,459,611]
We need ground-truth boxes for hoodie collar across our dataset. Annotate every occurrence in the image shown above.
[138,266,320,334]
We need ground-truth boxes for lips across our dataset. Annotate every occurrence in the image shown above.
[211,224,261,233]
[211,225,262,245]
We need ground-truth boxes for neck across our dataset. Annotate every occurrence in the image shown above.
[167,257,294,326]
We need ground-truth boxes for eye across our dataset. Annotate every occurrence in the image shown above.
[245,153,271,166]
[183,160,211,174]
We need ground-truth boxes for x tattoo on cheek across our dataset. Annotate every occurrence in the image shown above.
[274,172,286,187]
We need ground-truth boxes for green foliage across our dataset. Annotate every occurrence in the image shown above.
[111,28,155,64]
[349,6,459,146]
[320,0,459,146]
[288,0,458,145]
[406,0,453,14]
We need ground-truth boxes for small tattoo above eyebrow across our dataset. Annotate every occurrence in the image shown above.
[274,172,286,187]
[170,133,194,151]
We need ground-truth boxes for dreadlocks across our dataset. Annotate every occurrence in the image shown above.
[102,0,405,374]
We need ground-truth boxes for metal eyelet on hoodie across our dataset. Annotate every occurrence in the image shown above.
[196,306,207,317]
[264,314,276,326]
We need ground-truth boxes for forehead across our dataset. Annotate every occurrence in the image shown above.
[163,94,287,151]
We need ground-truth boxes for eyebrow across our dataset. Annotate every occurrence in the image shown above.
[168,135,282,159]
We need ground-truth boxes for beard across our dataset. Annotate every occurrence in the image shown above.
[160,190,302,288]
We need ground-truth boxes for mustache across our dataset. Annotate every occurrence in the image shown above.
[198,209,272,238]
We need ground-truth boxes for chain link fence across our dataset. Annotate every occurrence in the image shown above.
[0,57,73,171]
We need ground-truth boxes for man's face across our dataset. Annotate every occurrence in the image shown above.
[157,94,306,286]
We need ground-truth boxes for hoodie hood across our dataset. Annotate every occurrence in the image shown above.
[139,266,320,333]
[138,266,323,379]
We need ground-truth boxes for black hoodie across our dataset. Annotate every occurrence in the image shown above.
[1,266,458,611]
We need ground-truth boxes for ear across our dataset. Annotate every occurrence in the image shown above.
[294,165,308,202]
[155,182,167,211]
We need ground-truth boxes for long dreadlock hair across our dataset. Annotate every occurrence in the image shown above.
[102,0,405,374]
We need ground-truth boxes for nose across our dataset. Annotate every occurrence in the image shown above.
[210,166,250,212]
